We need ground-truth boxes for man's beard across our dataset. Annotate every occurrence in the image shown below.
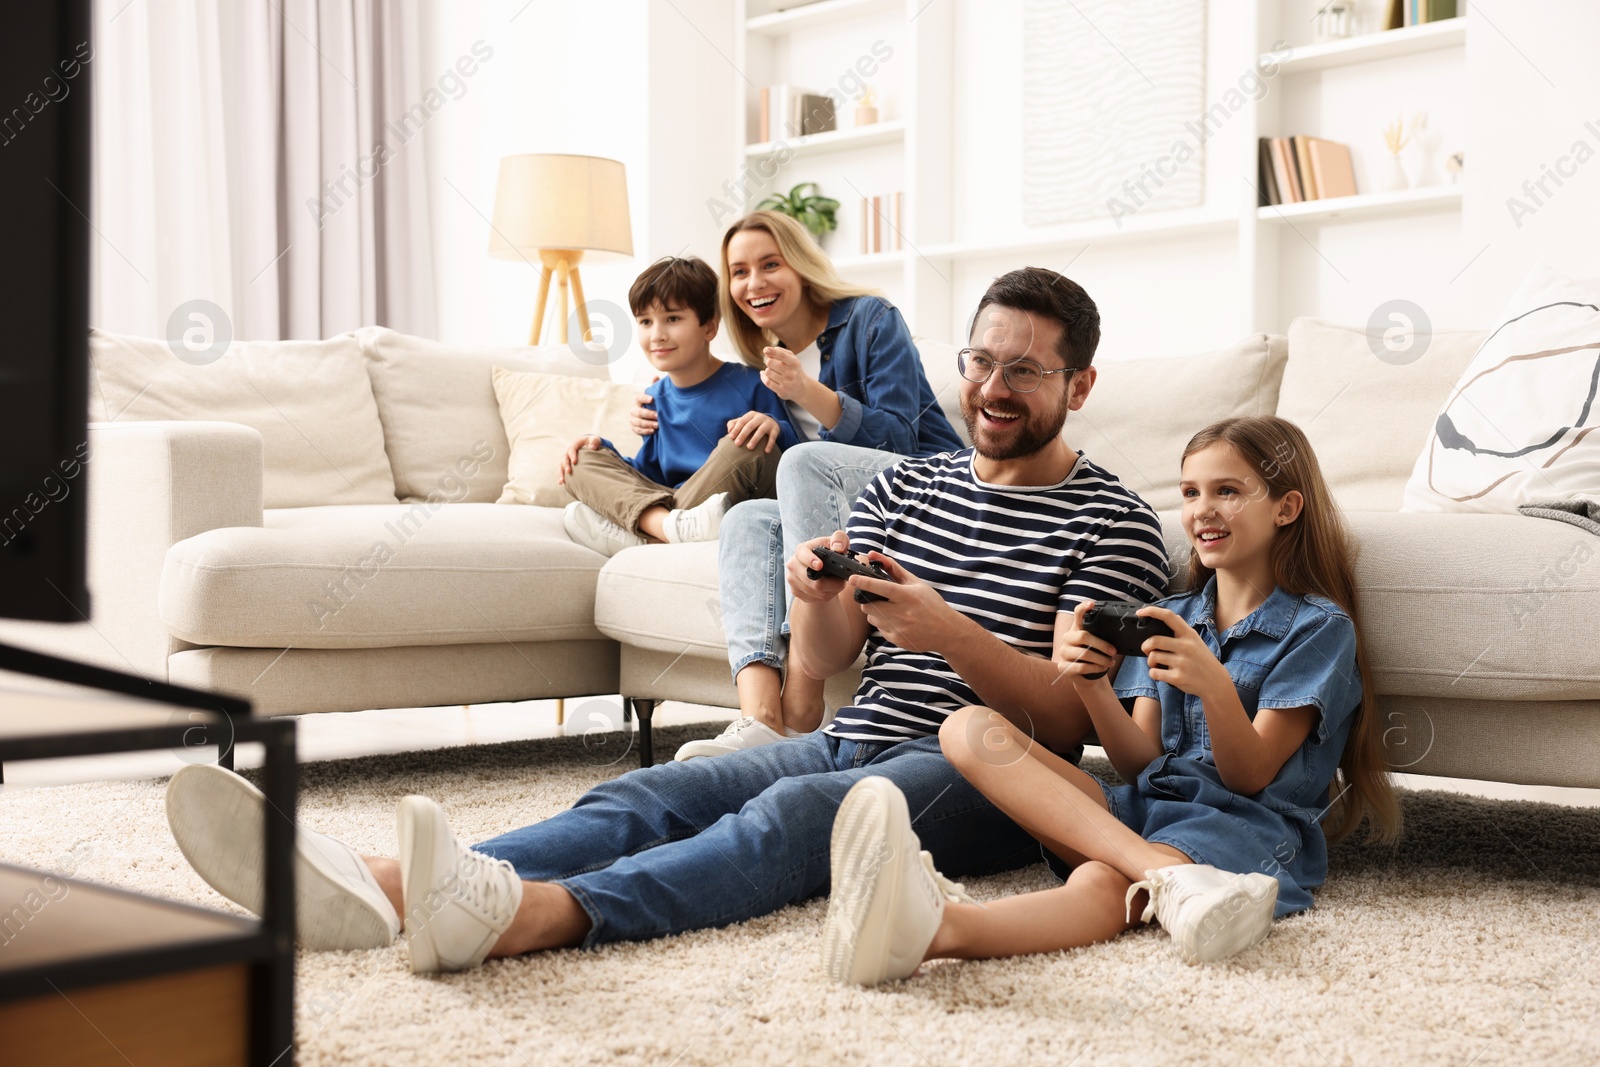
[960,387,1070,461]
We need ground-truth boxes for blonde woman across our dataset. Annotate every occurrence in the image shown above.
[632,211,961,759]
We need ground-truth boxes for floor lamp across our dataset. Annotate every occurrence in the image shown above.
[489,154,634,345]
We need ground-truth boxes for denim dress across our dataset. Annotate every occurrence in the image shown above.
[1099,578,1363,917]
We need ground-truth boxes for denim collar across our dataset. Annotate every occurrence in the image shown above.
[1195,575,1299,642]
[779,295,857,353]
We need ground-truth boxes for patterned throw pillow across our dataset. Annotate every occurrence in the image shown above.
[1402,265,1600,513]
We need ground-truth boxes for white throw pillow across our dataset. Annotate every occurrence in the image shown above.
[1402,266,1600,513]
[492,367,644,507]
[358,326,611,503]
[1279,319,1486,511]
[88,328,397,508]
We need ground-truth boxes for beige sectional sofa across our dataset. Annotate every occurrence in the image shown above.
[6,322,1597,783]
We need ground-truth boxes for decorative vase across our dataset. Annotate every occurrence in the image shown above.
[1376,153,1409,193]
[854,103,878,127]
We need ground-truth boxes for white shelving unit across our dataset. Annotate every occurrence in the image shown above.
[725,1,1470,345]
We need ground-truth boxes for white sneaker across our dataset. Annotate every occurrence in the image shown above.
[165,764,400,951]
[1125,864,1279,964]
[563,501,646,557]
[662,492,730,544]
[397,795,524,974]
[823,776,974,986]
[673,715,799,761]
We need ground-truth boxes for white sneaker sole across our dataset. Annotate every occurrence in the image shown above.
[165,765,398,951]
[397,794,454,974]
[1179,873,1279,964]
[823,777,914,986]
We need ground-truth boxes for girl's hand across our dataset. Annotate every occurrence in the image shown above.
[1054,600,1120,688]
[727,411,781,453]
[628,379,660,437]
[1136,606,1233,700]
[760,345,812,401]
[557,434,603,484]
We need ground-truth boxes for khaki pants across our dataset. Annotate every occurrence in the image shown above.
[566,435,782,534]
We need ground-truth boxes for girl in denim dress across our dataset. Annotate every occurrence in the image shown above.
[824,415,1403,986]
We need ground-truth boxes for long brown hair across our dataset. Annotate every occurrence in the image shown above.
[1182,415,1401,845]
[718,211,880,368]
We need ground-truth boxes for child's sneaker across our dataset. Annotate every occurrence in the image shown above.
[823,776,974,986]
[1125,863,1278,964]
[563,501,647,557]
[662,492,730,544]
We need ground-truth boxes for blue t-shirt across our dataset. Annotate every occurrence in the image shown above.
[827,448,1170,744]
[1112,576,1362,913]
[608,362,800,488]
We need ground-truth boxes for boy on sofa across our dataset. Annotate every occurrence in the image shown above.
[558,255,801,556]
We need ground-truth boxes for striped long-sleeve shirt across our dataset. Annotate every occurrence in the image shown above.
[824,447,1171,745]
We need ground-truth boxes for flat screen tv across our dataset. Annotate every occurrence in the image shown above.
[0,0,92,623]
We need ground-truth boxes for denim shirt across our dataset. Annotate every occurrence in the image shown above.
[796,295,963,458]
[1113,577,1362,903]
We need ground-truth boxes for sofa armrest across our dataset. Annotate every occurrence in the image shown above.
[0,421,264,682]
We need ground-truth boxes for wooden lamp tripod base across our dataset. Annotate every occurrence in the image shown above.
[529,248,594,345]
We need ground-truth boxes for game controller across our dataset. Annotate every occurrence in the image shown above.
[1078,601,1174,679]
[805,546,892,604]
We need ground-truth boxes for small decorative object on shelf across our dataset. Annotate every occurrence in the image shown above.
[758,182,840,239]
[1446,150,1464,184]
[1403,110,1443,188]
[1314,2,1353,41]
[855,85,879,128]
[1378,114,1413,192]
[797,93,836,136]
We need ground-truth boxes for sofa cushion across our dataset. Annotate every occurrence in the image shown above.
[160,503,607,648]
[1067,334,1288,512]
[357,326,610,504]
[1279,318,1486,512]
[492,367,645,507]
[594,542,727,657]
[89,329,397,508]
[1400,266,1600,514]
[913,339,972,446]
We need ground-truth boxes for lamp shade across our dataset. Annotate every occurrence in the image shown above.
[488,154,634,262]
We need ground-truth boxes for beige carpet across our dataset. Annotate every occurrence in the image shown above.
[4,723,1599,1067]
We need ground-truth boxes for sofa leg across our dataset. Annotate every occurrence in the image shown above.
[630,698,655,768]
[555,697,565,726]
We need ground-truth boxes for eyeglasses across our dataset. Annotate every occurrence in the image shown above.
[957,349,1076,393]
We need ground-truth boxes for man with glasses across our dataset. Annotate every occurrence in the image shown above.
[161,267,1170,974]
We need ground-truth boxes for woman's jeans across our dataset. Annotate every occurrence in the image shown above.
[717,441,905,681]
[473,731,1042,946]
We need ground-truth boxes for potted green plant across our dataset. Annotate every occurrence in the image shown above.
[756,182,839,239]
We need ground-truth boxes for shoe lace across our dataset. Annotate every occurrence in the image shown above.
[920,851,975,905]
[454,848,519,917]
[1125,868,1172,925]
[721,716,759,736]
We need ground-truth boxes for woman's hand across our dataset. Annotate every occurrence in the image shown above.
[787,531,852,604]
[557,435,603,484]
[1054,600,1120,689]
[727,411,781,453]
[760,346,813,401]
[1137,606,1232,700]
[628,379,660,437]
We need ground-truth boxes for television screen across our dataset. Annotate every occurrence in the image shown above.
[0,0,92,622]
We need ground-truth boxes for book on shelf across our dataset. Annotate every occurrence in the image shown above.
[859,192,903,254]
[757,85,836,144]
[1258,137,1357,205]
[1385,0,1457,29]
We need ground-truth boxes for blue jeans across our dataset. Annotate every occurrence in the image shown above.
[472,731,1042,946]
[717,441,905,680]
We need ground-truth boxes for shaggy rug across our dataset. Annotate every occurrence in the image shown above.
[2,723,1598,1067]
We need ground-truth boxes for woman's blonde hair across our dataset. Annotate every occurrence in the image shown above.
[1182,415,1402,846]
[718,211,880,368]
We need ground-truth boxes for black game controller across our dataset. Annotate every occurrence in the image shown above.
[1079,601,1174,679]
[806,546,892,604]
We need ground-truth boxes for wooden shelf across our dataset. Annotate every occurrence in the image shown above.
[919,208,1238,260]
[1272,18,1466,75]
[745,119,905,159]
[747,0,901,36]
[1257,184,1462,223]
